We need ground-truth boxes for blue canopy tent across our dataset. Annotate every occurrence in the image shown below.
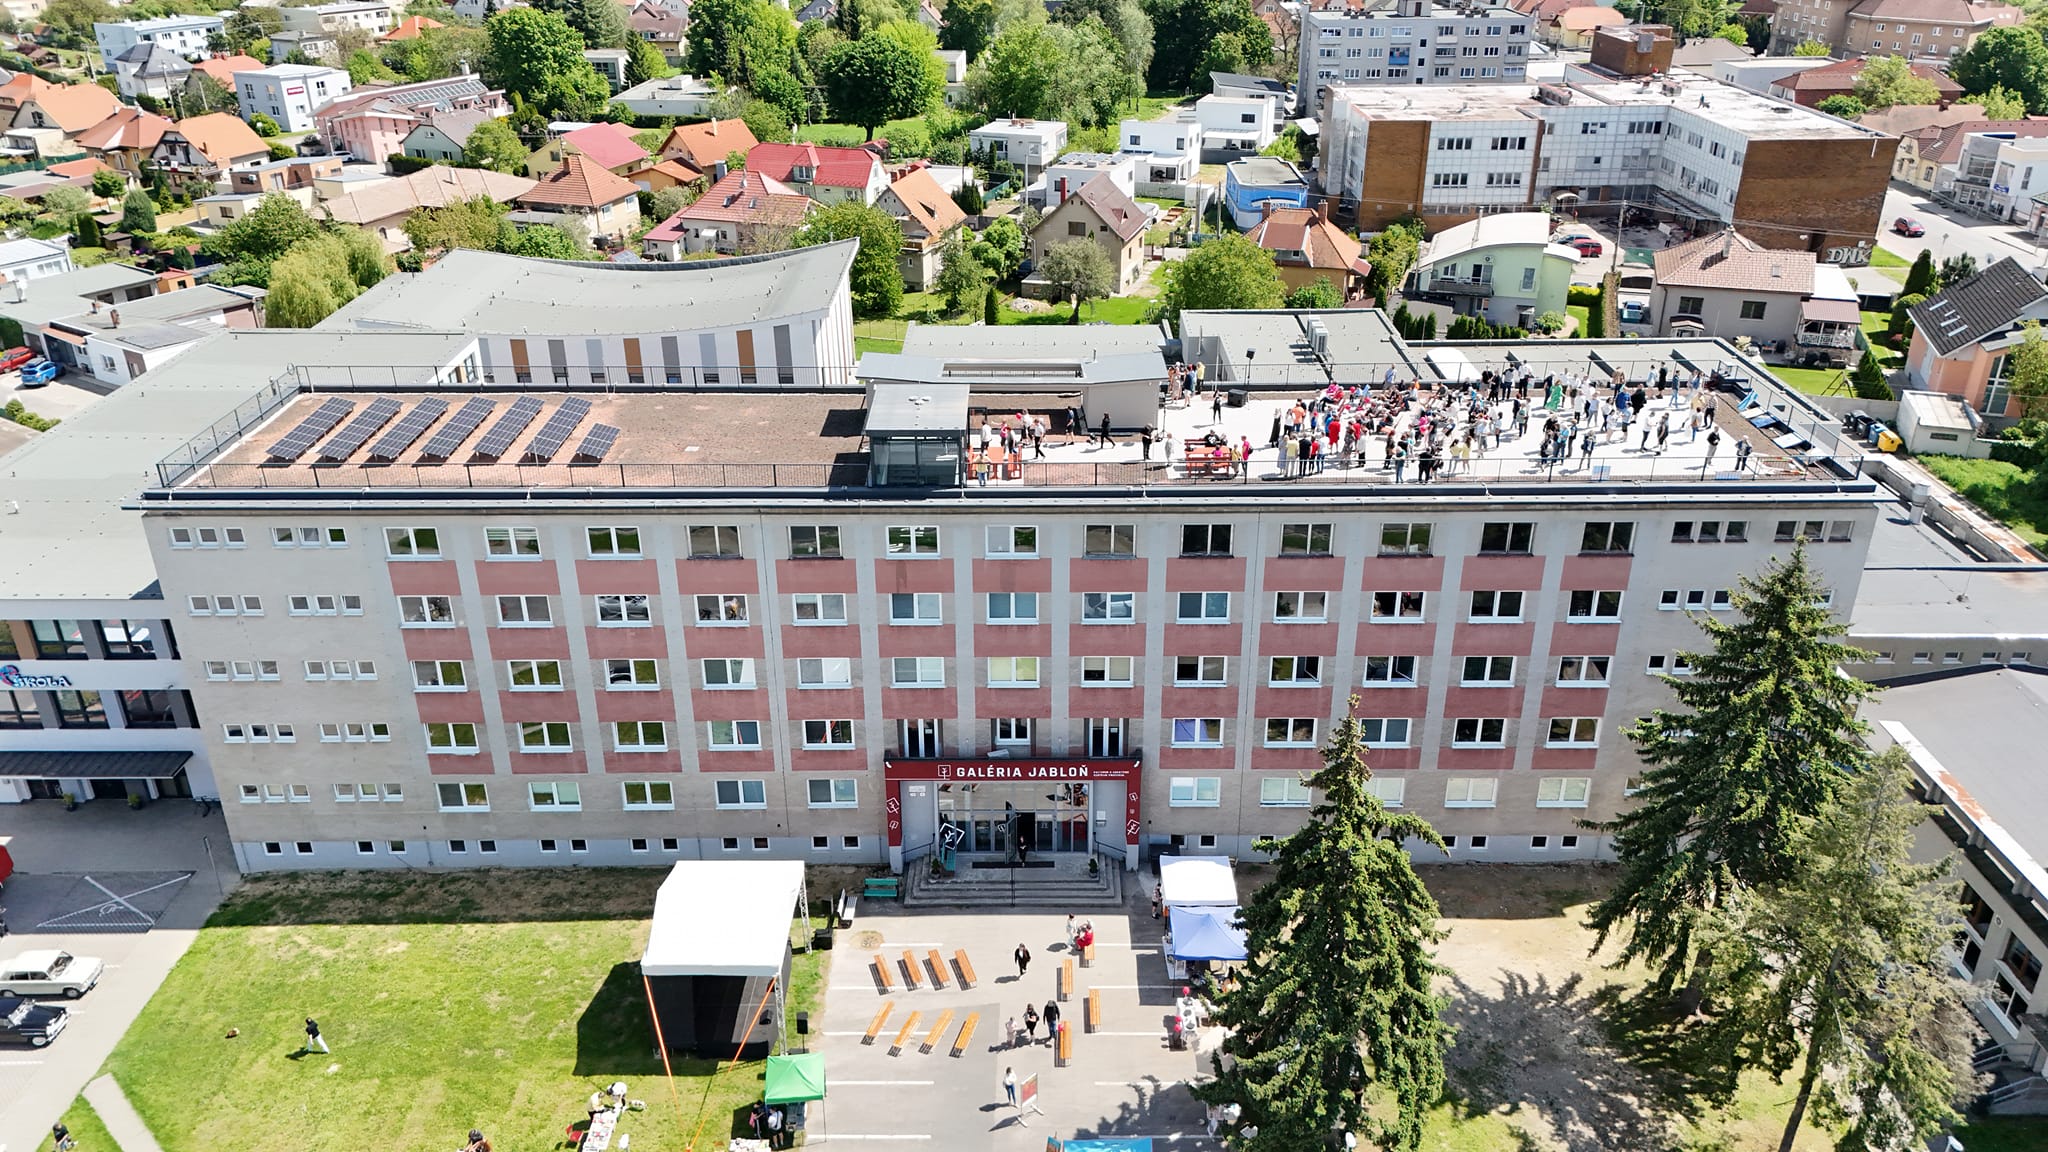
[1058,1141,1153,1152]
[1168,905,1248,963]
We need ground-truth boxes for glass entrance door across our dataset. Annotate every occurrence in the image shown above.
[937,781,1093,854]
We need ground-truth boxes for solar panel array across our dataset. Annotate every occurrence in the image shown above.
[471,396,545,460]
[418,397,497,462]
[573,423,620,462]
[317,397,403,462]
[521,397,593,462]
[266,397,356,462]
[367,396,450,462]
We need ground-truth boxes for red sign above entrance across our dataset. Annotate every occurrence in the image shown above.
[883,759,1140,781]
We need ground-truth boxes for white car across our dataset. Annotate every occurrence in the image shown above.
[0,950,104,999]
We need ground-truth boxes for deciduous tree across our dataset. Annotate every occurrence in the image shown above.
[207,193,321,266]
[1156,232,1285,321]
[939,0,997,59]
[1853,54,1939,110]
[687,0,800,91]
[484,8,612,119]
[1977,82,2028,120]
[933,229,988,313]
[119,188,157,234]
[1953,25,2048,114]
[1037,236,1113,319]
[1055,0,1153,88]
[1815,94,1866,119]
[1364,219,1424,305]
[405,195,509,257]
[462,118,529,173]
[2002,318,2048,417]
[1791,38,1829,55]
[1142,0,1270,93]
[792,200,905,318]
[821,34,938,138]
[970,214,1024,279]
[1283,276,1341,309]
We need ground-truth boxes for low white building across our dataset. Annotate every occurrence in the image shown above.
[937,49,968,107]
[1030,152,1136,209]
[1120,113,1204,195]
[0,237,74,288]
[968,119,1068,184]
[278,0,394,37]
[236,64,352,134]
[1195,95,1278,159]
[613,75,722,119]
[93,14,224,71]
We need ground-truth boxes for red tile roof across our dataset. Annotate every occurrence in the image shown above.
[747,141,882,191]
[652,170,813,238]
[884,165,965,239]
[660,118,758,171]
[517,152,640,209]
[75,106,173,154]
[1652,229,1815,295]
[1916,118,2048,165]
[1777,56,1963,97]
[382,15,444,40]
[191,55,266,85]
[1247,206,1365,274]
[561,122,649,172]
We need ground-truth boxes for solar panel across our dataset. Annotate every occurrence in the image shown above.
[418,397,496,461]
[470,395,545,460]
[520,397,593,463]
[367,397,450,462]
[265,397,355,462]
[573,423,620,462]
[317,397,402,462]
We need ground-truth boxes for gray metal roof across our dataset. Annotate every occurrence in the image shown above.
[0,264,164,328]
[866,382,969,436]
[0,750,191,779]
[900,323,1166,360]
[53,284,261,333]
[1849,564,2048,638]
[1867,668,2048,869]
[1907,257,2048,357]
[858,350,1167,386]
[318,243,858,336]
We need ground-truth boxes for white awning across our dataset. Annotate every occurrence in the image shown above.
[1159,854,1238,908]
[641,860,805,978]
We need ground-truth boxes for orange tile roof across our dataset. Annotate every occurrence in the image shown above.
[22,84,122,134]
[661,118,759,170]
[191,54,268,85]
[0,73,55,113]
[516,152,640,209]
[886,165,965,239]
[45,157,114,180]
[382,15,444,40]
[1247,206,1365,273]
[171,112,269,164]
[75,107,173,154]
[656,170,812,234]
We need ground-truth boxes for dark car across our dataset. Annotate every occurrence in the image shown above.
[0,996,67,1047]
[1893,217,1926,237]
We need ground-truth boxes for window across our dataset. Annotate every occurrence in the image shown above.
[1468,590,1523,621]
[508,659,564,690]
[789,525,841,558]
[399,595,454,626]
[807,777,858,807]
[437,781,489,810]
[1371,591,1426,621]
[1567,590,1623,621]
[1171,717,1224,746]
[1676,295,1705,316]
[1083,592,1134,622]
[1068,656,1131,688]
[1460,655,1515,685]
[987,592,1039,624]
[1264,718,1317,747]
[1546,717,1600,746]
[986,657,1040,687]
[891,656,945,687]
[1363,655,1418,686]
[1280,522,1332,556]
[1177,591,1230,622]
[519,721,573,751]
[696,594,749,624]
[623,781,675,810]
[1274,591,1327,622]
[31,620,86,659]
[715,778,768,808]
[792,593,847,624]
[1379,522,1433,555]
[529,781,582,811]
[1738,301,1766,320]
[1452,718,1506,747]
[687,525,741,558]
[1175,656,1227,685]
[1556,656,1610,685]
[496,595,552,626]
[1360,718,1411,747]
[614,720,668,750]
[1268,656,1321,686]
[890,593,941,624]
[1086,524,1136,556]
[99,620,157,658]
[587,526,642,557]
[485,526,541,558]
[595,594,651,626]
[1259,777,1312,807]
[1479,521,1534,554]
[412,660,466,691]
[384,527,441,558]
[1169,777,1222,806]
[1444,777,1498,807]
[991,717,1033,747]
[1537,777,1591,808]
[987,525,1037,556]
[1776,519,1828,543]
[1366,777,1406,808]
[426,722,479,753]
[887,525,940,556]
[708,720,762,749]
[793,657,852,689]
[1181,523,1233,556]
[901,718,943,756]
[1580,522,1635,554]
[2004,937,2042,993]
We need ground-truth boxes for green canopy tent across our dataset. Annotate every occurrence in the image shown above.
[763,1053,827,1104]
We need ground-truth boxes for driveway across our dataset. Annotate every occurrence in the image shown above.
[0,802,236,1152]
[1879,184,2048,278]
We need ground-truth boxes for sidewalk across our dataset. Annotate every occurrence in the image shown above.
[82,1076,164,1152]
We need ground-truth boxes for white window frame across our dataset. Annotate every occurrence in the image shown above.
[889,592,942,625]
[507,659,565,690]
[1176,591,1231,623]
[594,593,652,627]
[807,777,859,808]
[1081,655,1134,686]
[886,525,941,557]
[496,595,552,627]
[1362,655,1418,687]
[1536,776,1591,808]
[1566,590,1623,622]
[986,592,1040,624]
[528,781,582,811]
[1082,592,1135,623]
[1545,717,1601,747]
[1371,591,1427,622]
[398,595,455,627]
[1174,655,1228,686]
[707,720,763,749]
[1259,776,1313,807]
[791,592,847,625]
[701,658,753,690]
[613,720,668,751]
[517,720,574,752]
[586,525,643,558]
[1444,777,1498,808]
[384,526,441,559]
[1451,717,1507,747]
[1360,717,1411,748]
[484,526,542,559]
[797,657,853,689]
[714,777,768,808]
[1168,776,1222,807]
[1170,717,1225,747]
[623,780,676,810]
[1459,655,1515,686]
[891,656,945,688]
[1263,717,1318,747]
[436,780,489,810]
[986,525,1038,557]
[986,656,1040,687]
[411,659,467,691]
[1556,656,1610,686]
[1468,590,1524,622]
[1267,655,1322,687]
[695,594,749,625]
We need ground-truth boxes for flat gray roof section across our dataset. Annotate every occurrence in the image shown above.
[899,323,1166,359]
[0,329,473,605]
[858,350,1167,386]
[1180,309,1420,388]
[320,242,859,336]
[866,382,969,436]
[1868,668,2048,873]
[1850,565,2048,638]
[52,284,262,333]
[0,264,162,328]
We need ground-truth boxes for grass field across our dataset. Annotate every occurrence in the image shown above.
[95,870,828,1152]
[41,1098,113,1152]
[1917,454,2048,549]
[1870,246,1914,269]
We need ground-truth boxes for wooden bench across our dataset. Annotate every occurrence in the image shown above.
[1080,942,1096,968]
[926,949,948,989]
[953,949,977,989]
[864,1001,893,1044]
[950,1012,979,1057]
[1182,448,1234,478]
[1058,958,1074,1001]
[890,1010,922,1054]
[863,877,900,900]
[1056,1019,1073,1066]
[1086,989,1101,1034]
[900,950,922,990]
[872,954,894,993]
[921,1009,955,1054]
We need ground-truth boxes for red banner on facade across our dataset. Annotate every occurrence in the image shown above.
[882,758,1140,781]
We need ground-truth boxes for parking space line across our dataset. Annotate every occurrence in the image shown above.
[832,1080,934,1086]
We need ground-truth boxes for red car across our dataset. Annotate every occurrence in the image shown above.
[1893,217,1926,237]
[1564,236,1603,258]
[0,347,31,373]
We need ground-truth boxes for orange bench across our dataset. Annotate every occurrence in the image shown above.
[1059,958,1074,1001]
[872,954,893,993]
[864,1001,893,1044]
[1183,447,1234,478]
[891,1010,922,1054]
[953,949,977,989]
[1081,942,1096,968]
[926,949,948,989]
[951,1012,979,1057]
[921,1009,955,1054]
[900,949,921,990]
[1086,989,1101,1034]
[1056,1020,1072,1066]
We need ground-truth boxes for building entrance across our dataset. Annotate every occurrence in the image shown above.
[938,781,1092,855]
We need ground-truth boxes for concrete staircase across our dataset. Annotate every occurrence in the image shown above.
[903,855,1125,908]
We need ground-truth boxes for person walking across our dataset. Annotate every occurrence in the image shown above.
[1004,1067,1019,1108]
[1043,999,1061,1042]
[303,1016,328,1054]
[1211,390,1224,424]
[1023,1003,1040,1042]
[1097,413,1116,447]
[52,1122,73,1151]
[1141,425,1155,460]
[1005,1016,1019,1049]
[1656,413,1671,454]
[1014,942,1031,979]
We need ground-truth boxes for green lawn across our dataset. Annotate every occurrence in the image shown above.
[1954,1118,2048,1151]
[1917,454,2048,549]
[1772,365,1850,396]
[94,870,828,1152]
[1014,295,1156,325]
[43,1097,114,1152]
[1870,246,1914,269]
[1861,310,1904,368]
[1566,303,1590,336]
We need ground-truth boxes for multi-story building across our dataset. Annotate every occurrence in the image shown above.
[1299,0,1533,119]
[236,64,353,135]
[93,14,225,72]
[1768,0,2021,62]
[278,0,396,38]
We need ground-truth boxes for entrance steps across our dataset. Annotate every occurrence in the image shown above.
[903,856,1125,908]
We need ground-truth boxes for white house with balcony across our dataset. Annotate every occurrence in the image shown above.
[1120,113,1203,196]
[93,14,224,71]
[1406,211,1577,328]
[1194,95,1278,160]
[968,119,1067,185]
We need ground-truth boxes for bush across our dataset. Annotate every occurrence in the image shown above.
[1534,310,1566,334]
[249,112,280,137]
[387,153,437,175]
[0,316,21,346]
[2,398,59,432]
[1566,283,1602,306]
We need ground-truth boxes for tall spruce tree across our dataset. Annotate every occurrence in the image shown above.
[1195,699,1450,1152]
[1586,546,1874,998]
[1901,248,1936,299]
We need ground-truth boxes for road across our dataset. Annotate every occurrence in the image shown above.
[1879,185,2048,280]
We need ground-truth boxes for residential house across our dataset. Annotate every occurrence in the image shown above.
[1670,35,1762,73]
[0,125,78,163]
[795,0,838,21]
[629,3,688,68]
[914,0,943,29]
[1222,156,1308,230]
[1894,118,2048,191]
[1859,100,1993,138]
[1194,95,1278,160]
[614,74,722,118]
[10,83,120,141]
[512,153,642,246]
[968,119,1068,184]
[1247,201,1371,301]
[1545,5,1629,48]
[1769,0,2022,60]
[228,155,345,197]
[1120,112,1203,196]
[381,15,444,41]
[237,64,353,134]
[189,54,268,91]
[279,1,396,38]
[1026,172,1149,299]
[311,165,395,203]
[747,141,888,206]
[93,14,225,71]
[1766,56,1965,108]
[0,262,161,366]
[624,159,704,194]
[642,169,811,258]
[1030,152,1135,210]
[656,118,758,178]
[319,165,536,252]
[1210,70,1291,112]
[0,236,74,288]
[878,163,966,291]
[1935,124,2048,215]
[267,30,341,65]
[1904,256,2048,417]
[110,42,191,102]
[399,109,497,165]
[151,113,272,181]
[49,283,265,387]
[937,49,968,107]
[585,48,632,93]
[526,122,648,179]
[1649,229,1821,356]
[1705,57,1834,97]
[314,76,509,162]
[1407,211,1579,326]
[0,74,54,123]
[75,107,173,181]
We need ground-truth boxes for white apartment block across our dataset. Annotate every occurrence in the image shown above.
[278,0,396,37]
[237,64,353,135]
[1299,0,1533,116]
[93,15,226,72]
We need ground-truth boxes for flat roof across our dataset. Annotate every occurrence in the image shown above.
[900,323,1165,359]
[319,242,857,336]
[866,382,969,435]
[1179,309,1421,387]
[1868,669,2048,871]
[1849,564,2048,637]
[858,350,1167,387]
[0,263,164,328]
[1327,84,1543,121]
[1564,69,1882,140]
